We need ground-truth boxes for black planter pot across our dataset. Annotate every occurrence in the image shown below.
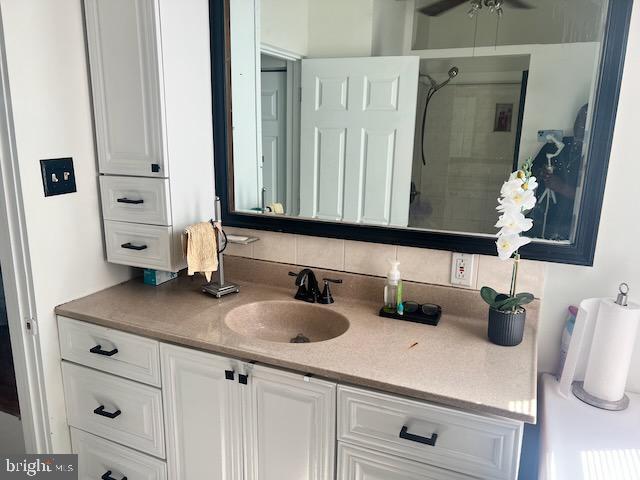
[487,307,526,346]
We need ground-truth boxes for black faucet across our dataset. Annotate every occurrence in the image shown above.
[288,269,321,303]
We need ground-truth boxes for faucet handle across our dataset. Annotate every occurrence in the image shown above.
[319,278,342,304]
[288,271,298,277]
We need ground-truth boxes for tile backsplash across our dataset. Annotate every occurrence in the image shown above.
[224,227,547,298]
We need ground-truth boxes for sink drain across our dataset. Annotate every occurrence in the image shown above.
[290,333,310,343]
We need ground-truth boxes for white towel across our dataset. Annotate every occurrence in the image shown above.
[183,222,218,281]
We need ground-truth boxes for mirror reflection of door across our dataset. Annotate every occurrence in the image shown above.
[299,56,419,227]
[261,66,287,209]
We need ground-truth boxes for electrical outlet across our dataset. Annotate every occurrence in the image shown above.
[450,253,476,287]
[40,157,76,197]
[537,129,564,142]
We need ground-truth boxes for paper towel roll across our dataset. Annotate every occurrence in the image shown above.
[583,299,640,401]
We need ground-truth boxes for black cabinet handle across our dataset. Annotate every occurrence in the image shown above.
[116,197,144,205]
[121,242,147,251]
[225,370,235,381]
[239,374,248,385]
[399,426,438,446]
[93,405,121,419]
[102,471,127,480]
[151,163,160,173]
[89,345,118,357]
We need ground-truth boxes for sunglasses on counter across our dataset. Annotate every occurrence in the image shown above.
[402,302,441,317]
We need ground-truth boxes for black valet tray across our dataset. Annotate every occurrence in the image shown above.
[378,305,441,326]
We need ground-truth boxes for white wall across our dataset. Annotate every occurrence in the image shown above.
[372,0,407,56]
[261,0,309,56]
[307,0,374,58]
[538,1,640,393]
[0,0,133,451]
[518,42,599,162]
[231,0,262,212]
[260,0,376,58]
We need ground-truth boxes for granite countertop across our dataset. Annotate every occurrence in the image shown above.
[55,274,537,423]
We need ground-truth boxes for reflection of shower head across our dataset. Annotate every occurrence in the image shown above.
[419,65,460,167]
[436,66,459,90]
[420,66,460,92]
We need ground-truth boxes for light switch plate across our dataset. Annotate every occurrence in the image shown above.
[40,157,76,197]
[450,253,476,287]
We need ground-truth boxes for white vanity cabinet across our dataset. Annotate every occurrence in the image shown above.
[84,0,215,271]
[59,317,524,480]
[161,344,336,480]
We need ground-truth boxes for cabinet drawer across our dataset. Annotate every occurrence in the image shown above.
[338,443,471,480]
[72,428,167,480]
[100,176,171,226]
[105,220,173,271]
[337,386,522,480]
[58,316,161,387]
[63,362,165,458]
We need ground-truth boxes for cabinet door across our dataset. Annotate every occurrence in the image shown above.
[85,0,166,177]
[161,344,243,480]
[244,365,336,480]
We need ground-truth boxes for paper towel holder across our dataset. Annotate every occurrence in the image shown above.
[572,381,629,410]
[561,283,633,411]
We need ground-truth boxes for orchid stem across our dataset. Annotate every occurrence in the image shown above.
[510,253,520,304]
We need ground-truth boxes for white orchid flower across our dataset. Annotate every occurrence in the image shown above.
[497,188,536,212]
[496,234,531,260]
[500,178,524,197]
[495,211,533,236]
[523,176,538,192]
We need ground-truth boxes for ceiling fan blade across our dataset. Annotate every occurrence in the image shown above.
[505,0,534,9]
[418,0,468,17]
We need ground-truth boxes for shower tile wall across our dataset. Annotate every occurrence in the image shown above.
[410,82,522,234]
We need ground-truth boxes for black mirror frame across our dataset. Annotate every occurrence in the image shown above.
[209,0,633,266]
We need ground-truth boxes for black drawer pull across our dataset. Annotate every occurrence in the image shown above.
[399,426,438,446]
[102,471,127,480]
[121,242,147,251]
[93,405,121,419]
[239,374,248,385]
[89,345,118,357]
[225,370,235,381]
[116,197,144,205]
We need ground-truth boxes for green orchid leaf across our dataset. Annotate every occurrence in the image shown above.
[495,297,518,311]
[515,292,534,305]
[480,287,498,306]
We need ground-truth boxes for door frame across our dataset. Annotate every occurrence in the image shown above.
[260,47,302,216]
[0,8,51,452]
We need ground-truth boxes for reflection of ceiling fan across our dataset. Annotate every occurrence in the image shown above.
[418,0,534,17]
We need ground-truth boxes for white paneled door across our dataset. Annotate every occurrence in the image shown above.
[161,344,243,480]
[299,56,420,227]
[261,71,287,206]
[243,365,336,480]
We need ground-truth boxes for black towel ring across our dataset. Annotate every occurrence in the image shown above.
[209,219,228,254]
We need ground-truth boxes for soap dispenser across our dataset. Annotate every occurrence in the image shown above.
[383,260,403,313]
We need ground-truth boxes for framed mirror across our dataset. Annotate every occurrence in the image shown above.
[210,0,633,265]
